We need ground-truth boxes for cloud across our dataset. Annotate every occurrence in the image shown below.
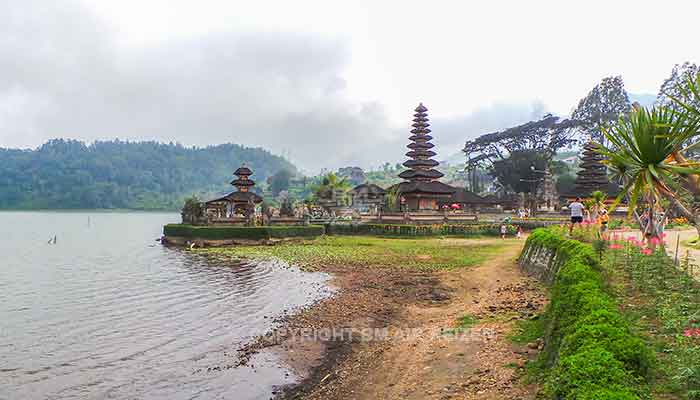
[0,0,401,172]
[0,1,550,173]
[426,101,549,163]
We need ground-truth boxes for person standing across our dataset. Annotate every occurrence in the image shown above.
[569,197,585,235]
[598,208,610,239]
[500,223,508,239]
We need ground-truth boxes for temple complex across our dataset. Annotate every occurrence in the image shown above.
[204,165,263,219]
[395,103,455,210]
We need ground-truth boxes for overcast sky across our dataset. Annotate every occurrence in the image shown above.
[1,0,698,172]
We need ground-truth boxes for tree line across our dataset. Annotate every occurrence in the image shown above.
[0,139,296,210]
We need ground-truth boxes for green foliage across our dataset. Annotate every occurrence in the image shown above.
[548,347,640,399]
[463,114,580,172]
[163,224,324,240]
[384,186,401,212]
[325,223,517,237]
[592,238,607,261]
[509,316,544,345]
[521,228,654,399]
[269,169,293,196]
[599,106,700,229]
[181,196,204,224]
[311,172,351,204]
[490,150,548,193]
[606,237,700,397]
[0,139,296,210]
[657,62,700,113]
[204,235,508,271]
[279,195,295,217]
[556,172,577,196]
[455,314,478,328]
[571,76,631,141]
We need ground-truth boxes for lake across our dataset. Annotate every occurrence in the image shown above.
[0,212,331,400]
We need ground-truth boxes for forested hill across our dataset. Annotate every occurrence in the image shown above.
[0,139,297,210]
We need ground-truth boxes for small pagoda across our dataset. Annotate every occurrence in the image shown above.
[204,164,263,219]
[572,141,612,196]
[394,103,455,210]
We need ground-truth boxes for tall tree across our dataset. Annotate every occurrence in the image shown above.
[571,76,631,142]
[464,114,579,199]
[490,150,548,194]
[464,114,579,168]
[657,62,700,112]
[269,169,293,196]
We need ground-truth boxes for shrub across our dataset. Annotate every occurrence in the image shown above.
[325,223,516,237]
[522,228,654,398]
[163,224,324,240]
[547,347,639,399]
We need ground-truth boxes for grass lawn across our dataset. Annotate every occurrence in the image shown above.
[201,235,510,270]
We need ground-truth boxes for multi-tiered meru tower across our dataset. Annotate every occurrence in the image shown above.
[573,141,610,196]
[396,103,455,210]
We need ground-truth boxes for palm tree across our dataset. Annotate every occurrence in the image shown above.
[384,186,401,212]
[599,105,700,238]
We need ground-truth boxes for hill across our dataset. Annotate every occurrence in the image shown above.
[0,139,296,210]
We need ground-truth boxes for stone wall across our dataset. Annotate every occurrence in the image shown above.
[518,240,564,285]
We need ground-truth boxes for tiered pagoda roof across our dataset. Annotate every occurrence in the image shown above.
[569,141,619,197]
[206,164,262,205]
[231,166,255,190]
[575,142,609,188]
[397,103,455,195]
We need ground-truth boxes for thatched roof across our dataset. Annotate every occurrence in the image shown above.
[350,183,387,195]
[449,188,487,204]
[234,166,252,176]
[394,181,456,195]
[206,191,263,205]
[398,169,444,180]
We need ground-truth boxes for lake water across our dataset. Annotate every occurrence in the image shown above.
[0,212,332,400]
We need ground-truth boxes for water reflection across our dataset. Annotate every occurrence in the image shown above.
[0,212,331,399]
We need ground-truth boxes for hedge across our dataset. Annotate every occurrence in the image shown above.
[163,224,325,240]
[325,223,517,237]
[522,228,653,399]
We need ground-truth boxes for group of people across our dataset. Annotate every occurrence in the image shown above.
[567,197,609,235]
[516,208,531,219]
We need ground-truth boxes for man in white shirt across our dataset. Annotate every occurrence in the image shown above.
[569,197,585,235]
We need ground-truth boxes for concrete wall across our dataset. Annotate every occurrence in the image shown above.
[518,240,563,285]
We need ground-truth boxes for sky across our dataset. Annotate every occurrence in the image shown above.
[1,0,698,173]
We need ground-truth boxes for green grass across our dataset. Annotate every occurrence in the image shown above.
[509,316,544,345]
[605,239,700,398]
[442,313,480,336]
[455,314,478,328]
[521,228,654,399]
[201,235,509,270]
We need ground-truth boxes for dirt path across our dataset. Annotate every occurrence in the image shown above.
[275,239,546,400]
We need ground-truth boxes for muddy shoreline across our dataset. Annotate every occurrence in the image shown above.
[231,239,547,399]
[234,263,451,398]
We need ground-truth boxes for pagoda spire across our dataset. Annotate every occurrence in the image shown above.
[398,103,444,181]
[231,164,255,193]
[573,141,609,195]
